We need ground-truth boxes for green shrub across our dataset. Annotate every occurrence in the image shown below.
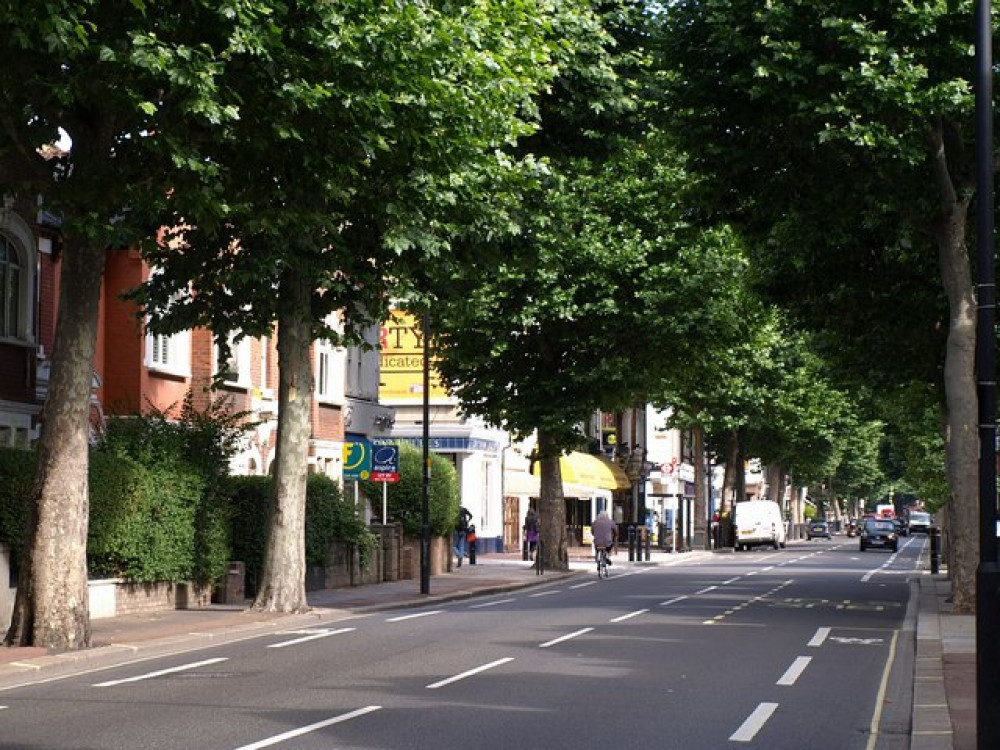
[222,474,377,589]
[360,442,460,537]
[88,451,210,582]
[0,446,35,561]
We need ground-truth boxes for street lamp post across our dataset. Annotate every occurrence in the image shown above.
[974,1,1000,747]
[420,309,431,596]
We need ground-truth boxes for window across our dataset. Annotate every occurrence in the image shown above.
[145,328,191,377]
[215,332,251,387]
[314,337,343,403]
[0,234,21,339]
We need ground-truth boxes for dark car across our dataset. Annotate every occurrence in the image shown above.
[807,519,831,540]
[860,519,898,552]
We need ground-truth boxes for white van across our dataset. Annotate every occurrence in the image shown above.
[733,500,787,551]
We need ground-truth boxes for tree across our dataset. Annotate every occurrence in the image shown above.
[658,1,982,610]
[0,1,253,648]
[132,1,574,611]
[433,127,748,568]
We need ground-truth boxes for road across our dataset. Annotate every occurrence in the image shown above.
[0,534,927,750]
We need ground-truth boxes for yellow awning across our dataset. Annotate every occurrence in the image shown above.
[533,451,631,491]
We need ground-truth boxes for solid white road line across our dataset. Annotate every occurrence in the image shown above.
[776,656,812,686]
[729,702,779,742]
[232,705,382,750]
[539,628,594,648]
[866,630,900,750]
[426,658,514,689]
[610,609,649,623]
[93,657,229,687]
[385,610,443,622]
[808,627,831,647]
[267,627,355,649]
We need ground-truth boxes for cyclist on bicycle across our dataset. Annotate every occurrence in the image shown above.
[592,511,617,568]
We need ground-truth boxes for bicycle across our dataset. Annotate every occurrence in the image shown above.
[596,546,612,578]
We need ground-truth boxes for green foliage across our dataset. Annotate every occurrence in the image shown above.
[0,447,35,561]
[222,474,374,586]
[89,395,250,582]
[360,442,459,537]
[88,451,210,582]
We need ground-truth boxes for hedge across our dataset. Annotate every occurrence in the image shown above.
[0,446,371,587]
[359,442,460,537]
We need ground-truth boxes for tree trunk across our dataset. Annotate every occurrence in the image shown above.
[721,429,739,512]
[251,268,311,613]
[694,426,709,549]
[4,236,104,649]
[928,122,978,614]
[537,429,569,571]
[765,463,784,506]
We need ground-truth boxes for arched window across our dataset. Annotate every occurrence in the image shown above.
[0,233,21,339]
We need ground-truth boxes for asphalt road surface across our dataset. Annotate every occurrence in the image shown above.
[0,534,926,750]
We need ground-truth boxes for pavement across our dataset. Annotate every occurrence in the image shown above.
[0,547,976,750]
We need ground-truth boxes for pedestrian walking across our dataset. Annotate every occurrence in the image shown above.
[523,507,539,561]
[454,506,473,567]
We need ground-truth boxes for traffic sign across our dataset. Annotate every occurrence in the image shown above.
[343,440,372,481]
[371,439,400,483]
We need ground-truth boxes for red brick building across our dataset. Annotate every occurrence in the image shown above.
[0,202,391,479]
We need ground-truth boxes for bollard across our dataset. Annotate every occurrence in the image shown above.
[628,525,636,562]
[930,526,941,574]
[644,527,651,561]
[536,540,544,575]
[467,525,476,565]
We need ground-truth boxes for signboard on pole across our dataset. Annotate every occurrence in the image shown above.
[371,439,400,483]
[342,440,372,481]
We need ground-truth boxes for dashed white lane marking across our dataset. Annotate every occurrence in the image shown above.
[232,705,381,750]
[469,598,516,609]
[268,627,354,649]
[723,577,741,584]
[610,609,649,623]
[425,658,514,689]
[658,595,689,607]
[808,627,831,647]
[776,656,812,686]
[730,702,779,742]
[570,580,598,589]
[695,585,718,595]
[93,657,229,687]
[529,590,560,598]
[539,628,594,648]
[385,610,443,622]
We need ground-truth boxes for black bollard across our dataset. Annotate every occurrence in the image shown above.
[644,526,651,561]
[628,525,636,562]
[930,526,941,574]
[468,525,476,565]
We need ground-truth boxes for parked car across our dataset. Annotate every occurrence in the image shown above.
[860,519,898,552]
[908,511,933,534]
[807,519,831,540]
